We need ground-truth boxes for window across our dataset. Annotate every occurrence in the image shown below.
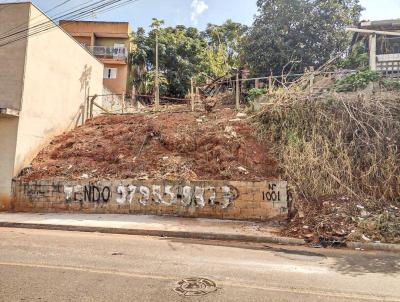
[103,68,117,79]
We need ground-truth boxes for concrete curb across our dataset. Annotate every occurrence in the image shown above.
[0,222,304,245]
[346,241,400,252]
[1,222,399,252]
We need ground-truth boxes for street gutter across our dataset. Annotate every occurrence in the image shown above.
[1,221,399,252]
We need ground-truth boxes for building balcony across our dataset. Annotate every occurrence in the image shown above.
[87,46,127,61]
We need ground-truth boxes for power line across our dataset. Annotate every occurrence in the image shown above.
[0,0,139,48]
[0,0,113,42]
[93,0,139,15]
[0,0,112,45]
[0,0,75,39]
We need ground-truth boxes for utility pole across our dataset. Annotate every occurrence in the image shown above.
[155,32,160,108]
[236,72,240,111]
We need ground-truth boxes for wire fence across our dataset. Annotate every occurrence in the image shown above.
[87,66,400,117]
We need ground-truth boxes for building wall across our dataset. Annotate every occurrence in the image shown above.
[0,3,30,110]
[59,21,131,37]
[0,3,104,209]
[95,37,130,49]
[0,117,19,210]
[59,21,132,95]
[0,3,30,209]
[13,4,104,174]
[103,63,129,94]
[74,36,91,47]
[12,179,290,221]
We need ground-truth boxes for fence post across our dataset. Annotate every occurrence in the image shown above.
[132,86,137,109]
[85,88,90,121]
[268,73,273,94]
[195,87,199,107]
[122,92,126,114]
[81,104,85,125]
[369,33,377,71]
[191,77,195,111]
[90,96,94,119]
[236,72,240,110]
[309,66,315,95]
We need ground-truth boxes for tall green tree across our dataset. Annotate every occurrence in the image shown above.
[130,24,209,98]
[243,0,363,76]
[203,20,248,75]
[130,19,248,98]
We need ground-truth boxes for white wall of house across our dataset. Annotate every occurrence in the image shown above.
[0,117,19,209]
[0,3,30,110]
[0,3,104,209]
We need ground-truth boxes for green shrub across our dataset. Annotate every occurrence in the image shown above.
[339,43,369,70]
[382,79,400,91]
[335,69,380,92]
[246,88,267,103]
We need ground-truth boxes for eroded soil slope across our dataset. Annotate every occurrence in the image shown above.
[23,107,278,181]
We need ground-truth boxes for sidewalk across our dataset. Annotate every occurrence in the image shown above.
[0,212,399,252]
[0,212,303,244]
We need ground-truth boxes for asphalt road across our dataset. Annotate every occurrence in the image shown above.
[0,228,399,302]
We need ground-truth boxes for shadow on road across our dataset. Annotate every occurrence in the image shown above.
[164,237,400,276]
[330,253,400,276]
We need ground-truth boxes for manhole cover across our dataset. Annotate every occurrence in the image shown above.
[174,277,217,296]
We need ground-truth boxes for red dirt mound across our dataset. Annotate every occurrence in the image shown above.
[22,107,278,181]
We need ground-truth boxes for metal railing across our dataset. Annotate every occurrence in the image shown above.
[87,46,127,60]
[376,54,400,76]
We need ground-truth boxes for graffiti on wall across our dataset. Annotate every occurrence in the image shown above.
[262,181,290,213]
[19,180,290,214]
[23,183,64,198]
[63,184,239,209]
[64,185,111,203]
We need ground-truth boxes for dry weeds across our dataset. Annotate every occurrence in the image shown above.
[258,89,399,243]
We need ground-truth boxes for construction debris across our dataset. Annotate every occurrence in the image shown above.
[284,196,400,244]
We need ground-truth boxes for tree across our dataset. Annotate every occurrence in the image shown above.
[243,0,363,76]
[130,25,209,98]
[130,27,151,94]
[129,20,248,98]
[203,20,248,74]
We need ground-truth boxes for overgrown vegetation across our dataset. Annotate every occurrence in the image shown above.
[338,43,369,70]
[258,90,400,242]
[382,79,400,91]
[246,88,267,103]
[335,69,380,92]
[259,93,400,204]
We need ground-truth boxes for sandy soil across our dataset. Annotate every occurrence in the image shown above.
[21,106,278,181]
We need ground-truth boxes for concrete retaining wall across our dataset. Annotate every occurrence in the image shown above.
[12,179,291,221]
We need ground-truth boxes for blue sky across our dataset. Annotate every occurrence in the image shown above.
[27,0,400,30]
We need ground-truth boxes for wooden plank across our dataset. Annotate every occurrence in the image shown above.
[346,27,400,36]
[92,101,111,114]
